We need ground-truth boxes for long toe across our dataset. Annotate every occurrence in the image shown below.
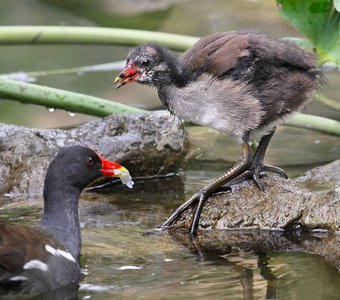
[262,164,288,179]
[210,185,232,196]
[247,163,288,190]
[190,191,209,234]
[213,170,253,188]
[160,192,200,228]
[225,164,287,191]
[250,170,264,190]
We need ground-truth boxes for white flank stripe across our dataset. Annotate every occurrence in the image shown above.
[10,276,28,281]
[45,244,76,263]
[23,260,48,272]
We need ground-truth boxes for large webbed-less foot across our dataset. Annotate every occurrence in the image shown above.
[247,162,287,190]
[218,163,287,193]
[161,143,253,234]
[210,162,287,195]
[213,130,288,192]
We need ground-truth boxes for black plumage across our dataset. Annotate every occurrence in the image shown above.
[0,146,131,295]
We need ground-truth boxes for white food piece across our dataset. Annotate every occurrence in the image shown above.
[120,170,134,189]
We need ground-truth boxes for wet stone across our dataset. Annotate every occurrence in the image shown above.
[0,111,188,195]
[172,159,340,233]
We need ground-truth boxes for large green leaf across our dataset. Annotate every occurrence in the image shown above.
[276,0,340,63]
[334,0,340,11]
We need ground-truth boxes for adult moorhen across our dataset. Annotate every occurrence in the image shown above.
[114,30,323,234]
[0,145,133,295]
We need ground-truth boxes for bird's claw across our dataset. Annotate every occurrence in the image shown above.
[247,163,287,190]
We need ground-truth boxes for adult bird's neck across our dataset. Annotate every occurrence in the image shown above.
[39,185,81,262]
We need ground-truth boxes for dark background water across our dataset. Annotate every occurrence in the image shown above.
[0,0,339,299]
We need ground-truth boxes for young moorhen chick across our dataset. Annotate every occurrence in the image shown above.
[114,30,323,234]
[0,145,133,295]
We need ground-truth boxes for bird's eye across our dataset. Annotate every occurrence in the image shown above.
[87,157,94,167]
[141,59,151,67]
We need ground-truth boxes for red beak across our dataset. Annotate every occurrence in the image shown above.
[97,154,129,177]
[97,154,134,188]
[114,64,139,88]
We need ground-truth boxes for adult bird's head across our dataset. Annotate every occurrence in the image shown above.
[114,43,182,88]
[44,146,134,191]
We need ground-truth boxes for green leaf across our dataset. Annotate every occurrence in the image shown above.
[276,0,340,63]
[334,0,340,12]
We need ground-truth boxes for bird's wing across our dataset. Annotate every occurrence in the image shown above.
[179,31,316,80]
[0,223,50,276]
[179,31,250,78]
[0,222,79,293]
[246,31,316,69]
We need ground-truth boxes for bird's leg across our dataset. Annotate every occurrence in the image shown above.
[209,170,252,196]
[224,130,287,190]
[249,129,287,189]
[211,130,288,193]
[161,142,253,233]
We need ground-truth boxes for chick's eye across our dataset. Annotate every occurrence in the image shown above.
[87,157,94,167]
[141,59,151,67]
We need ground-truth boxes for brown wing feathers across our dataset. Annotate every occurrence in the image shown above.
[180,31,316,81]
[180,32,250,77]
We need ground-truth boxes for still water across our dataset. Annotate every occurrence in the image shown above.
[1,165,339,299]
[0,0,339,299]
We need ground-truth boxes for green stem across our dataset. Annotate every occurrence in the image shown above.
[315,93,340,112]
[0,26,198,51]
[0,77,144,117]
[286,114,340,136]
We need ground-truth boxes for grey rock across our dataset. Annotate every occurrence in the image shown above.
[171,160,340,232]
[0,111,188,194]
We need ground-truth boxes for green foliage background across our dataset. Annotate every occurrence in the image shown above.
[276,0,340,64]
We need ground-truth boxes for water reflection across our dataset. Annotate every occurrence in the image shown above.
[1,182,340,300]
[166,229,340,300]
[76,224,340,300]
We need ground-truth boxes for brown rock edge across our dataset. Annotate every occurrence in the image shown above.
[172,160,340,232]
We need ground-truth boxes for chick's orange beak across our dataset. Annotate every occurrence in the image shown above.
[114,65,139,89]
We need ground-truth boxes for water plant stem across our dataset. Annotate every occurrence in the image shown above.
[0,26,198,51]
[0,77,144,116]
[286,114,340,136]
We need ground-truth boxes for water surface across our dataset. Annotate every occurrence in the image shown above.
[1,165,339,299]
